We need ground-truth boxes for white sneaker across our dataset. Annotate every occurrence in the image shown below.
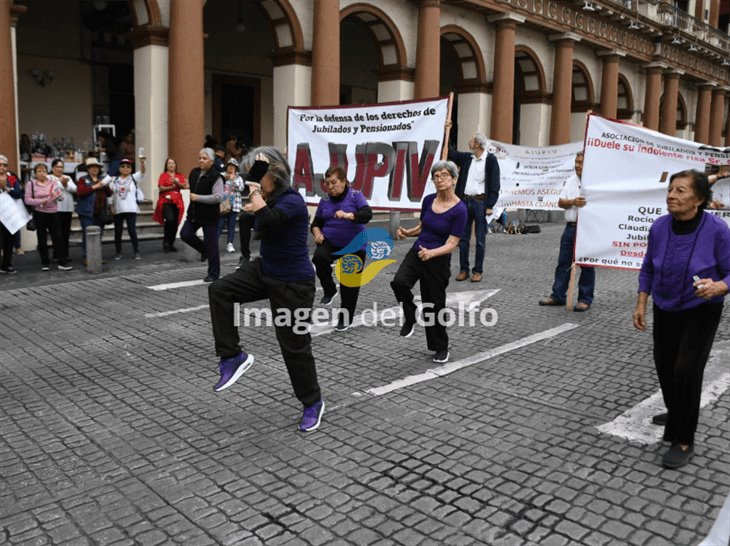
[226,243,235,253]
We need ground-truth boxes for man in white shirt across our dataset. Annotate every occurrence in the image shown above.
[538,151,595,311]
[448,133,501,282]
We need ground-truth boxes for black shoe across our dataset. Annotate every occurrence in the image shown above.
[334,317,350,332]
[163,243,170,253]
[320,291,336,306]
[662,444,693,469]
[400,321,415,338]
[203,275,218,283]
[169,245,178,252]
[0,266,17,275]
[200,253,207,262]
[652,412,668,426]
[236,256,244,270]
[433,349,449,363]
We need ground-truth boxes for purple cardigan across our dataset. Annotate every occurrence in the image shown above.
[638,212,730,311]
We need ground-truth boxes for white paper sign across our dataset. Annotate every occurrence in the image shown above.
[0,192,32,235]
[287,98,448,210]
[575,115,730,270]
[491,140,583,210]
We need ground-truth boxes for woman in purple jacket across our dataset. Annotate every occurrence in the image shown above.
[633,169,730,469]
[311,166,372,332]
[391,160,467,364]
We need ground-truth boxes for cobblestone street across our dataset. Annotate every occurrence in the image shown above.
[1,224,728,545]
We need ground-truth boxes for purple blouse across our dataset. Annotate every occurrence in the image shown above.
[413,194,468,251]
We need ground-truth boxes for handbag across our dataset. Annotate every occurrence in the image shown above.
[219,196,232,215]
[25,180,36,231]
[99,205,114,225]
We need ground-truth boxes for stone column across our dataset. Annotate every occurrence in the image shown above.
[168,0,205,175]
[693,83,713,144]
[413,0,441,100]
[549,33,580,145]
[597,50,624,119]
[659,71,681,136]
[310,0,340,106]
[0,0,18,170]
[643,63,664,131]
[488,14,525,143]
[131,26,169,200]
[273,51,312,149]
[725,91,730,146]
[708,87,725,146]
[709,1,719,29]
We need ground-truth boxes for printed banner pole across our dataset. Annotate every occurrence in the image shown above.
[442,92,454,160]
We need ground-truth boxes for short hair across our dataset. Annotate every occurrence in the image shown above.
[50,158,64,169]
[33,163,48,173]
[199,148,215,161]
[472,133,488,150]
[430,160,459,179]
[669,169,712,210]
[325,166,347,182]
[0,155,7,164]
[575,150,584,158]
[241,146,291,200]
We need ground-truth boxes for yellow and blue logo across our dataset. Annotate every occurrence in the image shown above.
[333,227,397,288]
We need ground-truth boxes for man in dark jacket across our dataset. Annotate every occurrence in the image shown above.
[448,133,500,282]
[181,148,224,282]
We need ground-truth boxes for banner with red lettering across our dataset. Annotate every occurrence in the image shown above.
[287,98,448,210]
[575,114,730,270]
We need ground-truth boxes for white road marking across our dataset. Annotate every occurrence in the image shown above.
[148,279,206,291]
[310,289,500,337]
[364,323,579,396]
[145,304,209,318]
[699,490,730,546]
[596,341,730,445]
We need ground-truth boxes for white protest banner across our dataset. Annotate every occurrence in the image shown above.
[575,114,730,270]
[491,140,583,210]
[0,192,31,235]
[287,98,448,210]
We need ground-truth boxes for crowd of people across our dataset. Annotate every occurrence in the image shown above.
[1,135,729,468]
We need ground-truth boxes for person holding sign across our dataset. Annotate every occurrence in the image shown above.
[311,166,373,332]
[633,170,730,469]
[538,151,595,311]
[207,148,325,433]
[391,160,467,364]
[448,132,500,283]
[0,155,22,274]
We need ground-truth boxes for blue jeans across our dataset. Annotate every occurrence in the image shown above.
[217,212,236,244]
[459,198,487,274]
[550,223,595,305]
[79,214,106,259]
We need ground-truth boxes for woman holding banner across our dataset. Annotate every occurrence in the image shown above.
[633,169,730,469]
[311,166,372,332]
[391,160,467,364]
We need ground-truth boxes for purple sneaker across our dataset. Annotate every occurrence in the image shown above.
[214,352,254,392]
[299,399,325,432]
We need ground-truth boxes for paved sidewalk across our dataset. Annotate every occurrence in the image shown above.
[0,225,728,545]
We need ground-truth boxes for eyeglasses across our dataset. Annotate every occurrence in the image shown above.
[0,163,7,167]
[432,173,452,180]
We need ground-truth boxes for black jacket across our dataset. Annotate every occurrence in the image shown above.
[448,149,501,208]
[187,167,223,225]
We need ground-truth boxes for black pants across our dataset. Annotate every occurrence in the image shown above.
[0,223,14,269]
[181,220,220,279]
[208,259,321,406]
[114,212,139,254]
[162,203,179,248]
[238,212,255,260]
[34,211,67,267]
[653,302,723,445]
[54,211,72,260]
[312,240,365,325]
[390,249,450,352]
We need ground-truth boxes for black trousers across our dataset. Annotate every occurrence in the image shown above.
[653,303,723,445]
[34,211,67,267]
[208,259,321,406]
[390,248,450,352]
[162,203,179,248]
[54,211,72,260]
[0,223,13,269]
[238,212,255,260]
[113,212,139,254]
[312,240,365,325]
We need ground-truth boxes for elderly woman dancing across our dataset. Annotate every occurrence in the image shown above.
[207,147,324,433]
[391,160,467,364]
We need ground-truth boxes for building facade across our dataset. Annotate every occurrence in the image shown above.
[1,0,729,198]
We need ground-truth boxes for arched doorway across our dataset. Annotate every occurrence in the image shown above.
[514,47,547,145]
